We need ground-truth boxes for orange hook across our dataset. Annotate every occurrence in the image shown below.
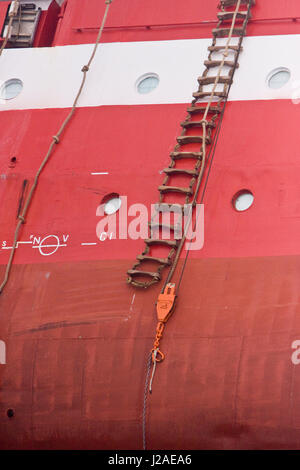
[148,284,177,392]
[151,348,165,363]
[150,283,177,364]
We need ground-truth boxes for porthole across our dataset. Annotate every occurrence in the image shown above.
[136,74,159,94]
[102,193,122,215]
[232,190,254,212]
[267,68,291,89]
[0,79,23,100]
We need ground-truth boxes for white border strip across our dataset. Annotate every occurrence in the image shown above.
[0,35,299,111]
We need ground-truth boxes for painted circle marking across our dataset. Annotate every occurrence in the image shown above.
[38,235,60,256]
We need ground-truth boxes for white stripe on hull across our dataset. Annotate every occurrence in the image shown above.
[0,34,299,111]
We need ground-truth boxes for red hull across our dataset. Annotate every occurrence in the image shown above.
[1,0,300,450]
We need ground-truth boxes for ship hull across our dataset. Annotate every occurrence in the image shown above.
[1,0,300,451]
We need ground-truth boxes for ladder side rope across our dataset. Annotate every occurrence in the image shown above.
[0,0,113,295]
[174,0,252,296]
[0,1,20,56]
[202,0,242,123]
[162,0,242,291]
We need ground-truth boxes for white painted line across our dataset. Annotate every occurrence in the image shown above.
[81,242,97,246]
[91,172,109,175]
[129,293,136,312]
[2,241,33,250]
[32,244,67,248]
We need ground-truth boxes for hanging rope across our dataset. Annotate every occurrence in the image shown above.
[0,1,20,56]
[176,0,252,296]
[142,351,153,450]
[0,0,113,294]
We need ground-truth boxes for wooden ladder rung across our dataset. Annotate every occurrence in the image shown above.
[136,255,171,265]
[150,221,176,230]
[153,203,185,213]
[171,151,203,160]
[208,45,241,52]
[158,185,193,195]
[181,120,215,129]
[217,11,250,21]
[127,269,161,280]
[163,167,199,176]
[220,0,255,6]
[204,59,238,68]
[187,106,221,115]
[193,91,226,99]
[217,10,251,21]
[177,135,211,145]
[198,76,232,86]
[145,238,179,248]
[212,27,244,38]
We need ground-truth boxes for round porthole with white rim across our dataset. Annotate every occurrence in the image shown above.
[232,190,254,212]
[0,79,23,100]
[136,73,159,94]
[267,67,291,89]
[102,193,122,215]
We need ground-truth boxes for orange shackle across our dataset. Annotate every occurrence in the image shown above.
[156,283,176,323]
